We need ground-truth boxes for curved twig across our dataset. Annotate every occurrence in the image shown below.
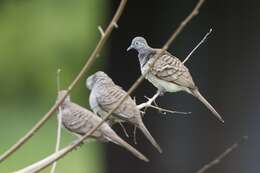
[0,0,128,163]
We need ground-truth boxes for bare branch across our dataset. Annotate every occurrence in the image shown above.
[137,90,161,110]
[161,0,205,51]
[183,28,212,64]
[148,104,191,115]
[56,69,61,92]
[196,136,248,173]
[14,144,74,173]
[13,0,205,172]
[50,69,62,173]
[137,91,190,116]
[0,0,128,163]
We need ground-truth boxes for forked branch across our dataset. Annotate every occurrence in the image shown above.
[137,90,190,115]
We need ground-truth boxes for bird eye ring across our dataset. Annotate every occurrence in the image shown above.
[135,42,139,45]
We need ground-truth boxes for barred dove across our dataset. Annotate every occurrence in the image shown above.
[56,90,149,162]
[86,71,162,153]
[127,36,224,123]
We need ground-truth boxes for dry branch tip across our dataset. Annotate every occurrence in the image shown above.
[98,26,105,37]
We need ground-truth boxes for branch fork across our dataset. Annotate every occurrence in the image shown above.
[137,90,191,116]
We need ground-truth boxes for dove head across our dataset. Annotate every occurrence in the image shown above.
[127,36,151,53]
[86,71,113,90]
[56,90,70,104]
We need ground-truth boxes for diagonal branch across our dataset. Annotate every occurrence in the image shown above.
[196,136,248,173]
[13,0,205,172]
[0,0,128,163]
[183,28,212,64]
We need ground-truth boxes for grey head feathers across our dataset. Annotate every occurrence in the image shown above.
[127,36,155,68]
[86,71,114,90]
[127,36,152,53]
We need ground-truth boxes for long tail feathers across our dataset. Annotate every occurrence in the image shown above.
[191,89,224,123]
[138,121,163,153]
[107,131,149,162]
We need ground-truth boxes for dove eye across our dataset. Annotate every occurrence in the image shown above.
[135,41,139,45]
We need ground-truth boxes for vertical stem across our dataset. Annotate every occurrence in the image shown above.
[50,69,62,173]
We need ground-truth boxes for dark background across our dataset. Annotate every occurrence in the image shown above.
[105,0,260,173]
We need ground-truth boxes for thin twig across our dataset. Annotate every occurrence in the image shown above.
[0,0,128,164]
[137,90,161,110]
[56,69,61,93]
[148,104,191,115]
[137,91,190,115]
[13,0,205,172]
[50,69,62,173]
[196,136,248,173]
[183,28,212,64]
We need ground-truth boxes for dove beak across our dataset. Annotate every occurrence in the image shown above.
[127,45,133,51]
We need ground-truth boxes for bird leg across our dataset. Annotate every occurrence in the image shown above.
[133,126,138,145]
[119,122,129,138]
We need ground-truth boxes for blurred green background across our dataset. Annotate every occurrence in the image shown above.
[0,0,108,172]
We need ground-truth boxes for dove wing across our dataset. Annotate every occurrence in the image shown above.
[62,103,97,135]
[96,85,140,120]
[150,50,196,89]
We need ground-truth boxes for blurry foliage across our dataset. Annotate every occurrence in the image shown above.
[0,0,108,172]
[0,0,107,104]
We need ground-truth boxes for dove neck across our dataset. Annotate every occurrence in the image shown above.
[138,48,153,68]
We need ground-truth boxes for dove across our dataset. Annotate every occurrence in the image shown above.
[86,71,162,153]
[56,90,149,162]
[127,36,224,123]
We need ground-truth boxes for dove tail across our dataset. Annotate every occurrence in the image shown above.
[106,131,149,162]
[190,89,224,123]
[137,121,162,153]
